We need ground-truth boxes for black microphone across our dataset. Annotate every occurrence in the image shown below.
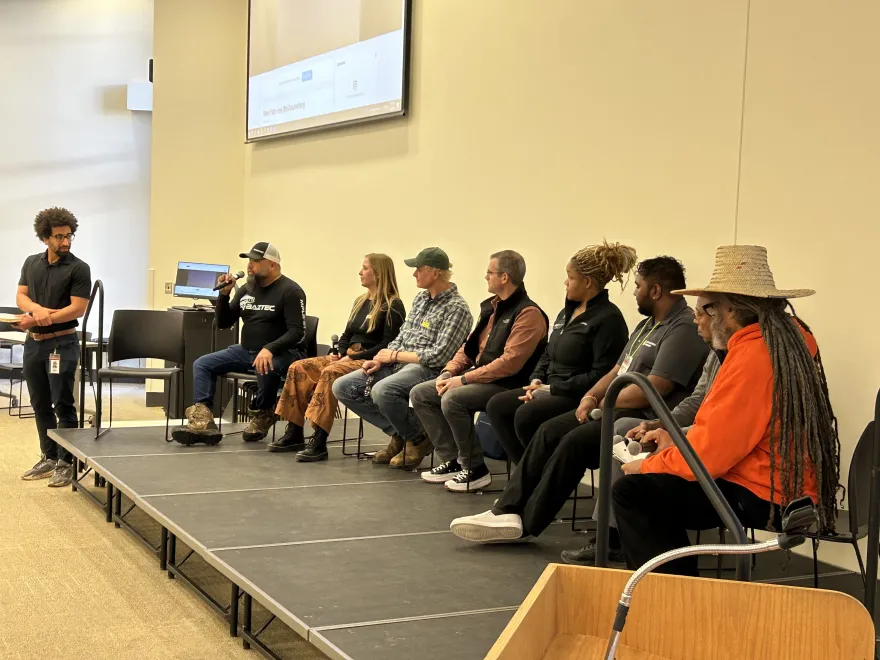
[330,334,340,356]
[212,270,244,291]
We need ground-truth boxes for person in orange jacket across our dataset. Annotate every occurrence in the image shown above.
[612,245,841,576]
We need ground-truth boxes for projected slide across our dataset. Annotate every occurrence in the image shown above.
[247,0,410,140]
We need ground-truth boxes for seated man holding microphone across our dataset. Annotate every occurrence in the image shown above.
[410,250,548,492]
[172,242,308,446]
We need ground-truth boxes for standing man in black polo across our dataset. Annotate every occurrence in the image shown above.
[16,207,92,487]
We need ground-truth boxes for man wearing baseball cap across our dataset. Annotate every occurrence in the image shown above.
[173,241,308,446]
[333,247,473,469]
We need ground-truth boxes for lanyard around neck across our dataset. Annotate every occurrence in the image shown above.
[626,321,658,360]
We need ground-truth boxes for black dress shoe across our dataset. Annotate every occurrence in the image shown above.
[295,428,329,462]
[561,537,626,566]
[267,423,306,453]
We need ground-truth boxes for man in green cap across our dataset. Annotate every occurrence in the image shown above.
[333,247,473,469]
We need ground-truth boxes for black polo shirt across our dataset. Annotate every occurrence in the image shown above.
[18,251,92,334]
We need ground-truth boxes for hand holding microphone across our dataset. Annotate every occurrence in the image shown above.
[213,270,245,294]
[328,334,340,359]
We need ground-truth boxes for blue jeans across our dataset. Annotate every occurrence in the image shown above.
[332,363,438,442]
[192,344,303,411]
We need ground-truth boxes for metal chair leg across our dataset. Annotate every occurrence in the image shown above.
[812,538,820,588]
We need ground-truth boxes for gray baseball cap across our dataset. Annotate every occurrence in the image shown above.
[240,242,281,264]
[404,247,450,270]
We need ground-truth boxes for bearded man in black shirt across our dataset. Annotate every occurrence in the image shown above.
[172,242,308,446]
[16,207,92,487]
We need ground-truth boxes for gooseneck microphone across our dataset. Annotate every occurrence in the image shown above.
[212,271,245,291]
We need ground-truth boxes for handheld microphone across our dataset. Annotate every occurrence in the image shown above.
[590,408,603,421]
[212,271,244,291]
[330,334,340,356]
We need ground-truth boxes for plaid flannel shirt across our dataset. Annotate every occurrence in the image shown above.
[388,283,473,370]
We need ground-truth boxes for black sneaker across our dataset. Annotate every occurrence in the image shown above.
[444,463,491,492]
[22,457,57,481]
[561,535,626,565]
[295,428,329,462]
[420,460,463,484]
[48,461,73,488]
[267,422,306,453]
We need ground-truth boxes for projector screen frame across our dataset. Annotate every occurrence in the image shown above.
[245,0,413,143]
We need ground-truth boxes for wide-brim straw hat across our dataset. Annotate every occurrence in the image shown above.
[673,245,815,299]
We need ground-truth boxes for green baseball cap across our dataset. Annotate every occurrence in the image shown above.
[404,247,450,270]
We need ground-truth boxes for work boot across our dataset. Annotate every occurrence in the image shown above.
[171,403,222,446]
[243,410,276,442]
[267,422,306,452]
[372,435,404,464]
[186,403,216,432]
[390,437,434,470]
[295,427,329,462]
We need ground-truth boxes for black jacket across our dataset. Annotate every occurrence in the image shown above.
[529,290,629,399]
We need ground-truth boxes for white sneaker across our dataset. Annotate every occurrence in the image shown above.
[450,510,523,542]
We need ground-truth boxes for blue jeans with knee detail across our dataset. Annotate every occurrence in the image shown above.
[192,344,303,411]
[332,363,438,442]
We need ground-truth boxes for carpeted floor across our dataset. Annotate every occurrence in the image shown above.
[0,382,326,660]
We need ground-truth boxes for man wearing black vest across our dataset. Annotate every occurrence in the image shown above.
[411,251,548,492]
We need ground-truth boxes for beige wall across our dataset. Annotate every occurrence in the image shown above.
[150,0,248,311]
[735,0,880,491]
[0,0,153,319]
[244,0,748,337]
[152,0,880,537]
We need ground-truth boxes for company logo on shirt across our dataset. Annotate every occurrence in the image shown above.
[241,295,276,312]
[580,322,589,327]
[643,341,657,348]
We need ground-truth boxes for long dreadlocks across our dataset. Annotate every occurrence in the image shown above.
[721,294,840,532]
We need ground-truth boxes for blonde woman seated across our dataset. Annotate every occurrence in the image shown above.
[270,254,406,461]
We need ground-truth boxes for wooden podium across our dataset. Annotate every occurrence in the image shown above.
[486,564,874,660]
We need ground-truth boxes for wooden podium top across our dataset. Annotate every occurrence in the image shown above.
[487,564,874,660]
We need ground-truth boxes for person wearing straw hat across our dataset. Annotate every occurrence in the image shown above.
[611,245,841,576]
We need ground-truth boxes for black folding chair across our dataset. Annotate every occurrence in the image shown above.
[805,421,874,595]
[95,310,185,440]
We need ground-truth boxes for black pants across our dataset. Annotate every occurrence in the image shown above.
[494,408,651,536]
[612,474,780,576]
[485,388,579,464]
[22,335,79,463]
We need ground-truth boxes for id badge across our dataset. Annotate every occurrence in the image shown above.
[618,355,632,376]
[49,352,61,375]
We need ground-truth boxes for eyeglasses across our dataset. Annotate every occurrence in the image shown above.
[701,302,717,317]
[51,233,75,243]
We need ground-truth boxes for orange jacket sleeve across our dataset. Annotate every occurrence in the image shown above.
[642,338,772,480]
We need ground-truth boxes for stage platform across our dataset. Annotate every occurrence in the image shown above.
[49,423,863,660]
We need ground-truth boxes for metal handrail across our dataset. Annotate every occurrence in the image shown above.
[863,388,880,619]
[78,280,104,429]
[595,372,751,581]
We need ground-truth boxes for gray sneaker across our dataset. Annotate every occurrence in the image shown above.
[48,461,73,488]
[21,457,57,481]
